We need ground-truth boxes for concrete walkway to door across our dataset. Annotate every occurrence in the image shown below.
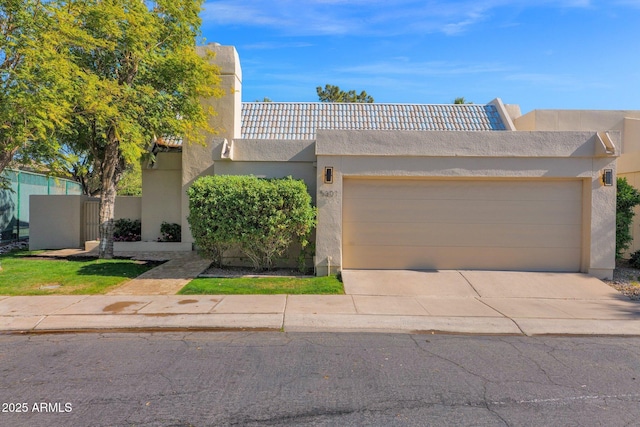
[339,270,640,336]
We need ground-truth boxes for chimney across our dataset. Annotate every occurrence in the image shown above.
[196,43,242,140]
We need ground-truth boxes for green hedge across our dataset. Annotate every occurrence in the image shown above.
[187,175,316,270]
[617,177,640,258]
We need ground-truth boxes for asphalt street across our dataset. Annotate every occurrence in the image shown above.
[1,332,639,426]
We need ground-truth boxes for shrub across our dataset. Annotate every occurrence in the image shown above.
[188,175,316,270]
[159,222,181,242]
[298,242,315,274]
[113,218,141,242]
[629,250,640,269]
[617,177,640,258]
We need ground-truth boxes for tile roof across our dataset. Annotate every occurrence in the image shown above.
[154,135,183,148]
[241,102,506,140]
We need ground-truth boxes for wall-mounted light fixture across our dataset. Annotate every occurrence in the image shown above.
[323,167,333,184]
[602,169,613,186]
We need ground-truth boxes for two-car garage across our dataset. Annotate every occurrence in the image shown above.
[315,129,617,279]
[342,178,584,272]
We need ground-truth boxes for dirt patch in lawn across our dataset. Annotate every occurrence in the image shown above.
[201,265,311,278]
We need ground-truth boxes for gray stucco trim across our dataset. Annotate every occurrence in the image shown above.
[228,139,316,162]
[316,130,620,159]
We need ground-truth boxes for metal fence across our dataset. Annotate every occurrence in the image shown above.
[0,170,83,243]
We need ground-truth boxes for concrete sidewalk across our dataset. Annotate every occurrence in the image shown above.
[1,288,640,335]
[3,250,640,336]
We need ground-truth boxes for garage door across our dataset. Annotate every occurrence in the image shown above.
[342,178,583,271]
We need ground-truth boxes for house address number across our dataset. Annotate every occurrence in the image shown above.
[319,190,339,198]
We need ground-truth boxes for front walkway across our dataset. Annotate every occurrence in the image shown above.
[107,252,211,295]
[38,249,212,295]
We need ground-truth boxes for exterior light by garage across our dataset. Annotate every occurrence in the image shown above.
[324,167,334,184]
[602,169,613,186]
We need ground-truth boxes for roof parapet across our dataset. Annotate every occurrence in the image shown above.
[488,98,516,131]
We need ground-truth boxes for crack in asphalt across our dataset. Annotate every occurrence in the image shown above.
[407,335,516,425]
[408,334,497,384]
[3,333,640,426]
[490,393,640,406]
[222,399,511,426]
[497,336,570,389]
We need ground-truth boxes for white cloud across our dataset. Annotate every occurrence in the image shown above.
[505,73,610,90]
[614,0,640,7]
[201,2,281,26]
[242,41,314,50]
[338,60,512,76]
[201,0,370,35]
[201,0,606,37]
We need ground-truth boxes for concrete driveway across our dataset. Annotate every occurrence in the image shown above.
[340,269,640,335]
[341,270,622,299]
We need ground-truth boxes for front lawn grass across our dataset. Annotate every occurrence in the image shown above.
[179,275,344,295]
[0,251,157,295]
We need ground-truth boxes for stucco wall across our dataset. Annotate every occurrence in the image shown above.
[214,138,317,199]
[114,196,141,221]
[29,195,88,250]
[514,110,640,132]
[514,110,640,170]
[230,139,316,162]
[314,130,618,279]
[214,162,316,202]
[618,118,640,173]
[142,152,182,241]
[29,195,143,250]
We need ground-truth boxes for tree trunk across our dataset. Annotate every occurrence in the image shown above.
[0,146,19,189]
[98,177,117,259]
[98,132,121,259]
[0,146,19,175]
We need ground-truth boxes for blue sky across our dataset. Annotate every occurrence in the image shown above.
[199,0,640,113]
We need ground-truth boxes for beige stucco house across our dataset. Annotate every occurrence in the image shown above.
[32,43,636,280]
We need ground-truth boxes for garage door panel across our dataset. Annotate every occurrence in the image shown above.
[345,246,582,272]
[344,222,582,249]
[342,178,583,272]
[345,179,582,202]
[344,199,582,225]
